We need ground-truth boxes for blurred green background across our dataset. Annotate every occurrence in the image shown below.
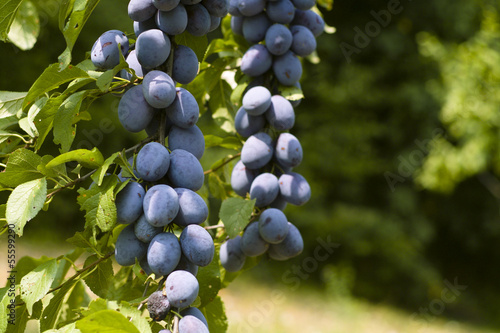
[2,0,500,331]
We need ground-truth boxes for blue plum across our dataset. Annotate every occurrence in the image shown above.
[220,236,246,272]
[291,9,325,37]
[272,51,302,86]
[172,45,199,84]
[147,232,182,275]
[173,188,208,227]
[115,224,148,266]
[278,172,311,205]
[290,24,317,56]
[175,253,199,276]
[165,270,199,308]
[142,70,177,108]
[128,0,157,22]
[91,30,129,69]
[167,149,204,191]
[265,24,293,56]
[242,86,272,116]
[156,4,188,35]
[118,85,156,133]
[185,4,211,37]
[265,95,295,131]
[240,44,272,77]
[238,0,265,16]
[231,160,257,197]
[120,50,146,80]
[249,172,279,207]
[269,222,303,258]
[179,315,209,333]
[241,222,269,256]
[116,181,145,224]
[201,0,228,17]
[275,132,303,168]
[180,307,208,327]
[241,132,273,169]
[136,29,171,69]
[143,184,179,227]
[168,125,205,160]
[234,106,265,138]
[266,0,295,24]
[133,16,157,37]
[134,214,162,243]
[153,0,180,11]
[136,142,170,182]
[166,88,200,128]
[180,224,214,267]
[258,208,289,244]
[242,13,271,43]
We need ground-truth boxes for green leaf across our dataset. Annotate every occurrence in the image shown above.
[19,259,58,314]
[58,0,101,70]
[0,287,11,332]
[209,79,237,134]
[6,177,47,236]
[202,296,228,333]
[22,63,89,111]
[82,255,113,298]
[0,91,27,119]
[0,130,26,145]
[279,84,304,101]
[219,197,255,238]
[77,176,118,232]
[54,90,89,152]
[197,251,222,307]
[6,299,29,333]
[91,152,120,186]
[40,278,78,332]
[66,229,101,254]
[0,148,43,187]
[96,55,128,92]
[13,255,53,281]
[43,322,81,333]
[76,309,141,333]
[7,0,40,50]
[175,31,208,62]
[34,95,65,150]
[0,0,23,42]
[204,135,242,150]
[45,147,104,169]
[38,154,68,179]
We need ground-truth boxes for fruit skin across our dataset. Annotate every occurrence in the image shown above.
[128,0,157,22]
[165,270,199,309]
[201,0,228,17]
[136,142,171,182]
[265,95,295,131]
[156,4,188,35]
[185,4,211,37]
[134,214,162,243]
[147,232,182,276]
[175,253,199,276]
[115,224,148,266]
[180,307,208,327]
[266,0,295,24]
[91,30,129,69]
[291,9,325,37]
[179,315,209,333]
[167,149,204,191]
[238,0,266,16]
[272,50,303,86]
[166,88,200,129]
[269,222,304,259]
[231,16,244,35]
[220,236,246,272]
[278,172,311,205]
[265,23,293,56]
[180,225,215,267]
[120,50,145,80]
[173,188,208,227]
[147,290,171,321]
[118,85,156,133]
[249,172,280,207]
[290,24,317,56]
[240,132,274,169]
[115,182,145,225]
[242,86,272,116]
[234,107,266,138]
[240,44,272,77]
[241,222,269,256]
[242,12,271,43]
[153,0,180,11]
[133,16,157,37]
[258,208,289,244]
[136,29,171,69]
[142,70,177,109]
[172,45,199,84]
[274,132,303,168]
[231,160,257,197]
[168,125,205,160]
[143,184,180,227]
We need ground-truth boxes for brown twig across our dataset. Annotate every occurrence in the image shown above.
[204,152,241,175]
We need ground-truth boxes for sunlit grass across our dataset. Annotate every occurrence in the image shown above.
[221,276,495,333]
